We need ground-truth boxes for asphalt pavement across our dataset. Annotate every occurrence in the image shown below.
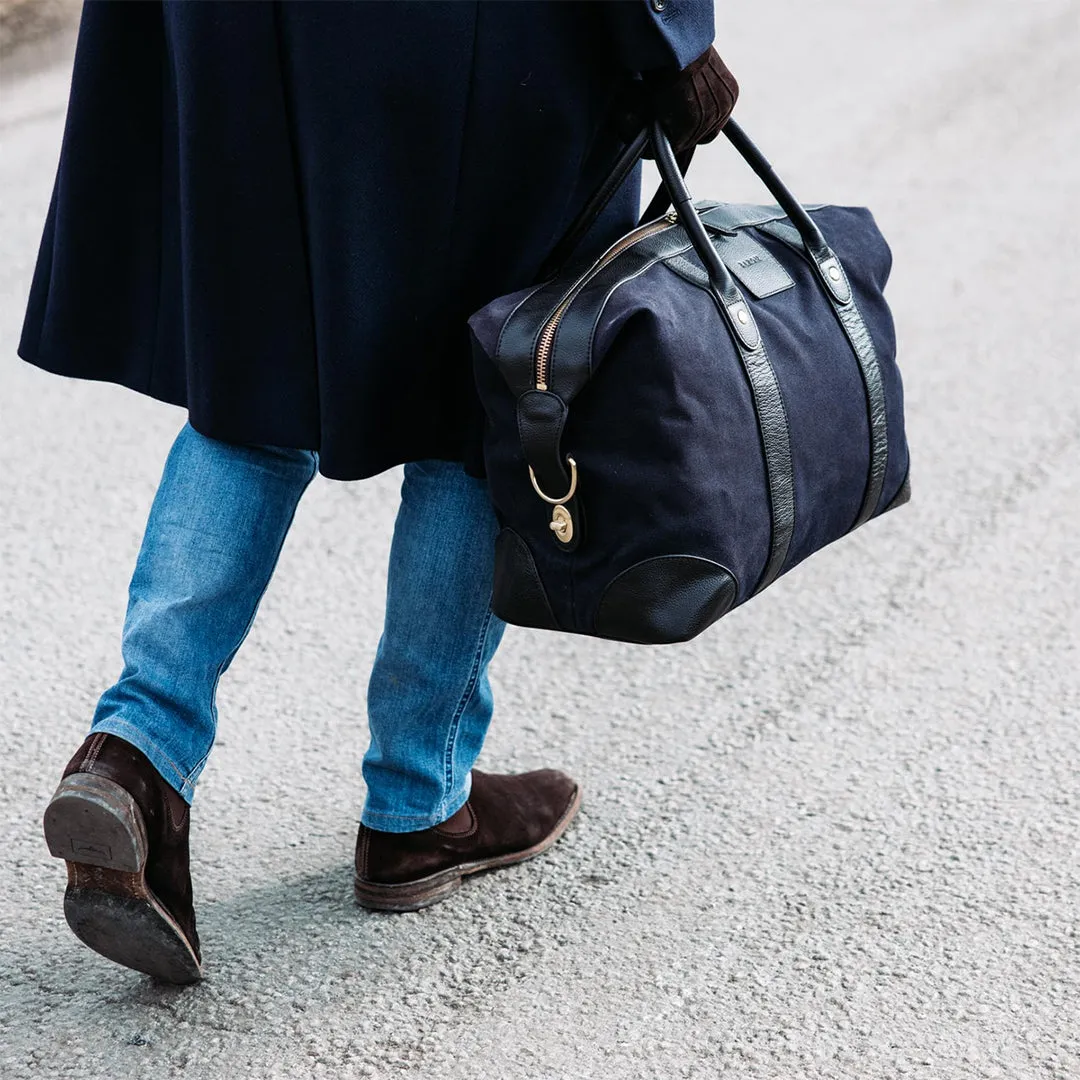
[1,2,1077,1077]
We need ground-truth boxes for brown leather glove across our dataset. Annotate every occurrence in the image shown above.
[640,46,739,155]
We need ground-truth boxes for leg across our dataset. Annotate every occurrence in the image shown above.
[354,460,581,912]
[44,420,317,981]
[362,459,506,831]
[90,421,318,802]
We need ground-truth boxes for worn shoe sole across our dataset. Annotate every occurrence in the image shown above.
[354,783,583,913]
[43,774,201,984]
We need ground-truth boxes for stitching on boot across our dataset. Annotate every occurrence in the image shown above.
[82,732,107,772]
[165,790,189,834]
[358,827,370,878]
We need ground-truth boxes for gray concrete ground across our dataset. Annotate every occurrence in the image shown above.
[0,0,77,61]
[1,2,1078,1077]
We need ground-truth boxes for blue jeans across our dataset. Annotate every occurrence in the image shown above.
[90,422,506,832]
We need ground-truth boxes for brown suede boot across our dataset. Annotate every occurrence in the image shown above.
[354,768,581,912]
[42,733,201,984]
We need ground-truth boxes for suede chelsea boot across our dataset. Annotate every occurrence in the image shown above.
[43,733,201,984]
[354,768,581,912]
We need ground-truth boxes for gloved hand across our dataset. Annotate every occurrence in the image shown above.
[637,46,739,155]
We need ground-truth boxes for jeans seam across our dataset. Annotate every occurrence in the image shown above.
[201,452,318,790]
[439,604,495,817]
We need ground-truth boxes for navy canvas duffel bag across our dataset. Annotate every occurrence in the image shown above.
[468,121,910,645]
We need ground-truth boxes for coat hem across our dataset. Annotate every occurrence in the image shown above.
[16,344,480,484]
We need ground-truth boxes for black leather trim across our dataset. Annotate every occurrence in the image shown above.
[724,326,795,595]
[881,471,911,514]
[698,202,827,234]
[595,555,739,644]
[515,390,583,552]
[650,122,796,598]
[516,390,570,496]
[491,529,560,631]
[493,278,578,398]
[835,297,887,527]
[756,219,890,531]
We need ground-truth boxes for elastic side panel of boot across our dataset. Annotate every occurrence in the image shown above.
[595,555,739,644]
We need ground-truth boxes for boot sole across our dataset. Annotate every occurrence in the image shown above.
[354,784,583,913]
[43,774,202,984]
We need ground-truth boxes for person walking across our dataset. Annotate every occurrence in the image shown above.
[21,0,736,984]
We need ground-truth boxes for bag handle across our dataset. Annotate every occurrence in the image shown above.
[655,118,852,307]
[542,117,852,310]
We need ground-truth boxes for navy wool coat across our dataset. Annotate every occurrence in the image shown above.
[19,1,714,480]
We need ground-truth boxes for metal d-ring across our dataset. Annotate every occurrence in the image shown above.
[528,456,578,505]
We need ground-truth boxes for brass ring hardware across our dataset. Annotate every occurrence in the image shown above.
[528,456,578,506]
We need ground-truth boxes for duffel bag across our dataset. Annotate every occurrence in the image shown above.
[468,120,910,645]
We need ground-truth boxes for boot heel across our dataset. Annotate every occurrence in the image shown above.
[354,871,464,913]
[43,774,148,873]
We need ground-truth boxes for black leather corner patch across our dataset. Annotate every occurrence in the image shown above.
[491,529,560,631]
[594,555,739,644]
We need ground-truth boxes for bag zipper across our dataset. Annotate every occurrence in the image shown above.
[534,213,677,391]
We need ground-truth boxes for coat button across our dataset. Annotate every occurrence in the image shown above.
[652,0,666,10]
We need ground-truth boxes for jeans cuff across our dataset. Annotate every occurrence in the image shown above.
[88,715,200,805]
[360,772,472,834]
